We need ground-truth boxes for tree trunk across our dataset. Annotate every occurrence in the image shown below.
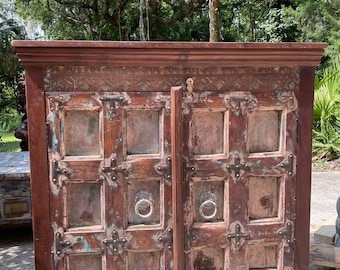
[209,0,220,42]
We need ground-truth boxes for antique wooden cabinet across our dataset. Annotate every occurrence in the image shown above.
[13,41,326,270]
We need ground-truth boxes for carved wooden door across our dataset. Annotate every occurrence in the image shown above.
[46,91,173,269]
[181,88,297,270]
[46,86,297,270]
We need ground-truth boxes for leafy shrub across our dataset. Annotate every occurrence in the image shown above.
[313,58,340,159]
[0,110,23,132]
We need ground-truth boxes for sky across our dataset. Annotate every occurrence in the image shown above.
[1,0,44,40]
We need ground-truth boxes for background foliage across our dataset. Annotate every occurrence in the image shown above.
[1,0,340,158]
[12,0,339,58]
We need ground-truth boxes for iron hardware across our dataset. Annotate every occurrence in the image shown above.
[279,154,294,176]
[278,222,293,245]
[227,156,250,181]
[100,95,125,112]
[157,156,172,180]
[101,158,127,181]
[52,160,68,184]
[227,223,249,247]
[103,230,127,253]
[55,232,71,256]
[277,91,296,111]
[225,93,256,115]
[158,227,173,250]
[185,166,196,172]
[134,190,154,218]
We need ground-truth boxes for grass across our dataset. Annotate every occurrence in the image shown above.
[0,131,21,152]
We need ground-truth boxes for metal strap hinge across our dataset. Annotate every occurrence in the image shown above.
[55,232,71,256]
[158,227,173,250]
[52,160,68,184]
[278,222,294,246]
[157,156,172,180]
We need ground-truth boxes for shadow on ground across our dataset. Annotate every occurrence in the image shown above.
[0,226,34,270]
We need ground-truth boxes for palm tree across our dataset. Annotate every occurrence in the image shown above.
[0,17,26,84]
[313,58,340,159]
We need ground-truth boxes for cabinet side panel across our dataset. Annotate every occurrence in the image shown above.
[295,66,315,270]
[25,67,52,269]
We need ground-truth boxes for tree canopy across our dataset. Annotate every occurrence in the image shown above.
[14,0,339,59]
[0,2,26,112]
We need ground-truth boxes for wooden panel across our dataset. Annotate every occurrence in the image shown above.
[68,254,102,270]
[25,67,52,269]
[63,109,101,156]
[126,110,160,155]
[248,177,280,220]
[128,251,160,270]
[191,111,224,155]
[3,199,30,218]
[248,110,281,153]
[192,181,224,223]
[248,244,278,269]
[127,180,160,225]
[295,67,317,269]
[65,182,102,228]
[192,248,224,270]
[171,86,185,270]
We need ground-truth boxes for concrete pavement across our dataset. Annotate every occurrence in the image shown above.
[1,171,339,270]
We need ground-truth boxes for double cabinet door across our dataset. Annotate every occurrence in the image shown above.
[46,86,297,270]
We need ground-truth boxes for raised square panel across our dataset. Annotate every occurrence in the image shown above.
[66,182,102,228]
[248,110,282,153]
[68,254,102,270]
[248,177,280,220]
[248,244,278,269]
[193,181,224,223]
[64,110,101,156]
[126,110,160,155]
[127,180,160,226]
[192,248,224,269]
[4,199,29,218]
[128,251,160,269]
[191,111,224,155]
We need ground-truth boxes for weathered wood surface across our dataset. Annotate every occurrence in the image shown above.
[310,219,340,269]
[0,152,30,180]
[0,151,31,225]
[12,41,326,270]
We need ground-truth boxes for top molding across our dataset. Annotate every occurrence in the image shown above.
[12,41,327,67]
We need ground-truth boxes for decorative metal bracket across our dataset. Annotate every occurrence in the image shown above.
[55,232,71,256]
[52,160,68,184]
[48,94,71,112]
[227,155,250,181]
[100,95,125,113]
[278,222,294,246]
[279,154,294,176]
[227,223,249,247]
[101,158,127,183]
[157,156,172,180]
[277,91,297,111]
[225,92,257,115]
[103,230,128,253]
[158,227,173,250]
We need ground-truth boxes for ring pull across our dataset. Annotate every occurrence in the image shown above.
[199,199,218,220]
[135,198,154,218]
[134,190,154,218]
